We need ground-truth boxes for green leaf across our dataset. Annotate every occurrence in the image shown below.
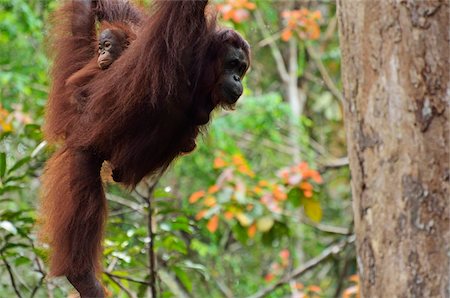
[190,239,211,257]
[0,185,22,195]
[14,256,31,266]
[7,156,30,174]
[173,266,193,292]
[304,199,323,223]
[0,152,6,177]
[4,174,27,183]
[287,187,303,207]
[162,235,187,255]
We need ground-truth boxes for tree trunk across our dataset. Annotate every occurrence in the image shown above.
[337,1,449,297]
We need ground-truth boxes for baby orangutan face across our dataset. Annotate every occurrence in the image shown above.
[97,28,130,69]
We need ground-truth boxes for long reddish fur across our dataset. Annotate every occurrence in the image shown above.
[40,0,250,279]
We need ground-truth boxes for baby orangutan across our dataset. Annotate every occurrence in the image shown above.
[66,23,135,110]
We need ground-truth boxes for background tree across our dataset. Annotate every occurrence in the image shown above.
[338,0,449,296]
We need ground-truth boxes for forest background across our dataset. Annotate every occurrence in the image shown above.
[0,0,357,297]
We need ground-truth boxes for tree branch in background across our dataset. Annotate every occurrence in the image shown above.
[141,173,163,298]
[1,252,23,298]
[106,193,145,214]
[246,235,355,298]
[27,235,47,298]
[106,273,137,298]
[215,279,234,298]
[302,219,351,235]
[254,10,289,82]
[158,269,192,298]
[322,15,338,43]
[333,248,353,298]
[305,43,344,103]
[103,272,150,286]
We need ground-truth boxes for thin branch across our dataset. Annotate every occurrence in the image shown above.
[144,175,162,298]
[322,15,338,43]
[257,31,282,48]
[25,235,47,298]
[304,71,326,87]
[30,256,46,298]
[320,157,349,170]
[228,130,295,156]
[246,235,355,298]
[303,220,351,235]
[287,37,301,162]
[106,274,137,298]
[1,252,23,298]
[333,248,353,298]
[29,275,45,298]
[158,269,192,298]
[106,193,145,214]
[215,279,234,298]
[254,10,289,82]
[305,43,344,103]
[148,194,157,298]
[104,272,150,286]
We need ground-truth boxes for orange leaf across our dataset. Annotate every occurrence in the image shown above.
[311,10,322,20]
[300,182,313,191]
[253,186,263,194]
[307,24,321,40]
[195,210,207,220]
[259,180,269,187]
[281,29,293,41]
[273,186,287,201]
[298,162,309,171]
[247,223,257,238]
[348,274,359,283]
[307,285,321,293]
[264,273,274,283]
[207,215,219,233]
[304,190,313,198]
[208,185,220,194]
[204,196,217,207]
[237,164,253,176]
[343,285,359,298]
[232,154,245,166]
[214,157,227,169]
[189,190,205,203]
[224,211,234,220]
[279,249,290,260]
[281,10,291,18]
[245,2,256,10]
[311,172,323,183]
[295,282,304,290]
[232,9,250,23]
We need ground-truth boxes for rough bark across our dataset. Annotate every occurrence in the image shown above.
[337,0,449,297]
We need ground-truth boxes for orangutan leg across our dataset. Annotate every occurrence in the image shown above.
[67,271,104,298]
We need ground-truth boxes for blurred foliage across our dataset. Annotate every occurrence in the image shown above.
[0,0,357,297]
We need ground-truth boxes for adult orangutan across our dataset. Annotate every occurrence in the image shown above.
[40,0,250,297]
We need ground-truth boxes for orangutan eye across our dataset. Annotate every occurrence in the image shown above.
[227,59,240,68]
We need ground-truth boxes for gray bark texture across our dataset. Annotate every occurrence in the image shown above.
[337,0,449,297]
